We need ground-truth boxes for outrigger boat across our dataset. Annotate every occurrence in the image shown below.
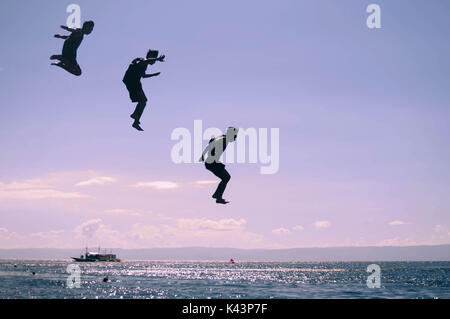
[71,247,121,262]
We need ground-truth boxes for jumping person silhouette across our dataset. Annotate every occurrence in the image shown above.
[122,50,165,131]
[200,127,239,204]
[50,21,94,76]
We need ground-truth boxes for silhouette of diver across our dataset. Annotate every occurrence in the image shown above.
[122,49,165,131]
[200,127,239,204]
[50,21,94,76]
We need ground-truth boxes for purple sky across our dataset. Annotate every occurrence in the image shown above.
[0,0,449,249]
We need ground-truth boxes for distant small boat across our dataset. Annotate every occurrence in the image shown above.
[230,258,235,264]
[71,247,121,262]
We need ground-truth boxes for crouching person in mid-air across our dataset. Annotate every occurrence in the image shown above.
[50,20,94,76]
[200,127,239,204]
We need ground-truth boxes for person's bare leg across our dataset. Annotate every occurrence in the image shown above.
[50,54,63,61]
[71,64,82,76]
[51,60,81,76]
[51,61,68,71]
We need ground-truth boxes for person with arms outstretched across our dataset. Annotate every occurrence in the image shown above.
[122,50,165,131]
[200,127,239,204]
[50,20,94,76]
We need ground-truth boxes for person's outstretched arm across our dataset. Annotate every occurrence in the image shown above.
[54,34,69,39]
[144,55,165,64]
[143,72,160,78]
[60,25,77,32]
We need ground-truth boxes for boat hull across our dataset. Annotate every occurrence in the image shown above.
[71,257,121,262]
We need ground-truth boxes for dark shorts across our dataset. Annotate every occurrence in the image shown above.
[62,47,78,65]
[205,162,226,172]
[125,83,147,103]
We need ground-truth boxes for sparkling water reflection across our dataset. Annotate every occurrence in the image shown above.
[0,261,449,298]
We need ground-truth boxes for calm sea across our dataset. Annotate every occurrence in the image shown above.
[0,260,449,299]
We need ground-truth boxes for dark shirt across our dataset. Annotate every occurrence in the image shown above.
[203,135,229,165]
[123,59,148,86]
[62,29,84,60]
[209,135,228,157]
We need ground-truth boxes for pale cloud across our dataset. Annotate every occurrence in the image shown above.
[0,179,51,190]
[272,227,291,235]
[162,217,263,246]
[138,217,261,247]
[135,181,179,190]
[0,227,65,248]
[30,230,64,239]
[73,219,103,238]
[0,227,26,248]
[73,219,122,247]
[177,218,247,231]
[293,225,304,231]
[75,176,116,187]
[102,209,141,217]
[431,224,450,244]
[433,224,449,234]
[0,189,89,200]
[194,180,217,185]
[0,227,22,241]
[0,174,91,200]
[69,217,262,249]
[129,223,163,240]
[388,220,408,226]
[3,171,97,187]
[314,221,331,228]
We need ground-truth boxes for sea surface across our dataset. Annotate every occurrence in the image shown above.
[0,260,449,299]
